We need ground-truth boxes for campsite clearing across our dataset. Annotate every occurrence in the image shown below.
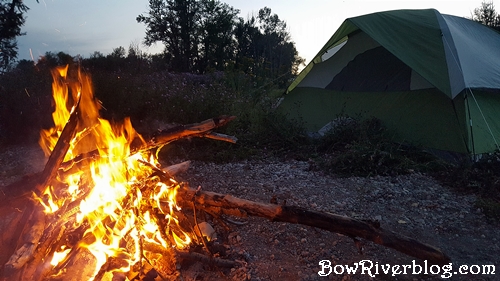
[0,144,498,280]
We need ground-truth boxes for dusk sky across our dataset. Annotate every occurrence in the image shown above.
[17,0,492,65]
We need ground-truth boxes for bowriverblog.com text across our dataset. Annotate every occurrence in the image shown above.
[318,260,495,278]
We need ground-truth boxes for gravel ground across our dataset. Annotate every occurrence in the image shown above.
[0,144,499,280]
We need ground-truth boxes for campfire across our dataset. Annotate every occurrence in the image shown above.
[32,65,208,279]
[2,65,236,280]
[0,66,451,280]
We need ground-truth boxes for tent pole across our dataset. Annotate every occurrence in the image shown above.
[451,98,470,155]
[465,91,476,157]
[468,88,500,152]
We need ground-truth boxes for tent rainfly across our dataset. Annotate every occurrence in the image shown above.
[279,9,500,155]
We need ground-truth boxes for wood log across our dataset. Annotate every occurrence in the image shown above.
[37,90,81,193]
[176,186,451,265]
[0,116,236,201]
[162,161,191,177]
[145,115,237,147]
[57,115,236,176]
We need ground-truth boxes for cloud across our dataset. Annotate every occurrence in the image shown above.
[16,26,148,61]
[16,0,151,61]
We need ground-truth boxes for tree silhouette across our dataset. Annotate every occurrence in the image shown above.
[137,0,201,72]
[234,7,304,87]
[197,0,238,72]
[0,0,31,73]
[471,1,500,31]
[137,1,303,85]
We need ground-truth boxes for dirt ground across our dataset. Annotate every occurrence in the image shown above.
[0,144,498,281]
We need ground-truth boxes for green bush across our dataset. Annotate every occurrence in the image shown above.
[314,117,448,177]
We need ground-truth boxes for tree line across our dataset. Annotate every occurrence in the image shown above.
[2,0,500,79]
[136,1,304,84]
[1,0,304,87]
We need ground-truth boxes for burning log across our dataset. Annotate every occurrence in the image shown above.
[37,86,81,193]
[0,65,240,280]
[0,116,235,201]
[176,186,451,265]
[58,115,237,175]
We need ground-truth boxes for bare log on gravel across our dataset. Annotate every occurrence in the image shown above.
[176,186,451,265]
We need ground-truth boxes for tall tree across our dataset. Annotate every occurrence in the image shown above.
[137,0,239,73]
[0,0,30,73]
[197,0,238,72]
[471,1,500,31]
[137,1,303,84]
[137,0,200,72]
[234,7,304,87]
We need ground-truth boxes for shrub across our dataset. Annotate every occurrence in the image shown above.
[314,117,448,177]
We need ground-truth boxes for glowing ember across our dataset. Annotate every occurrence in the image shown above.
[50,246,71,267]
[35,65,193,279]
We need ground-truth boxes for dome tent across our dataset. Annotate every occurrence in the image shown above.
[279,9,500,155]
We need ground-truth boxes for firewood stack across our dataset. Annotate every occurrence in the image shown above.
[0,114,238,281]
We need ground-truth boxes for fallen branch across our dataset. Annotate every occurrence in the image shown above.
[176,185,451,265]
[162,161,191,177]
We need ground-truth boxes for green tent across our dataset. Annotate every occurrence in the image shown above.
[279,9,500,155]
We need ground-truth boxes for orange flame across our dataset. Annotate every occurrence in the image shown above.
[37,66,192,279]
